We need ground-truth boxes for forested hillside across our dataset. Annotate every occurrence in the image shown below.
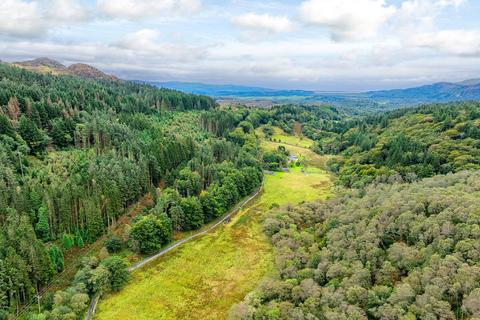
[0,64,263,319]
[233,170,480,319]
[320,102,480,187]
[263,102,480,188]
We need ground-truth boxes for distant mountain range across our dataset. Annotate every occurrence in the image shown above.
[150,81,314,98]
[7,57,117,80]
[365,81,480,103]
[151,79,480,109]
[3,58,480,109]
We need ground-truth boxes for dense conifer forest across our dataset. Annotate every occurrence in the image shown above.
[0,65,261,318]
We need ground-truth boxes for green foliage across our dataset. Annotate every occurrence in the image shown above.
[0,114,14,137]
[101,256,129,292]
[35,206,50,241]
[130,214,173,254]
[104,235,123,253]
[17,115,48,154]
[175,168,201,197]
[179,197,204,231]
[200,110,241,137]
[48,254,126,319]
[317,102,480,187]
[238,120,253,133]
[0,212,54,314]
[0,64,266,317]
[48,245,64,273]
[266,104,343,141]
[262,125,274,138]
[50,286,89,320]
[262,149,288,171]
[61,234,74,250]
[50,118,74,148]
[241,171,480,319]
[74,230,84,248]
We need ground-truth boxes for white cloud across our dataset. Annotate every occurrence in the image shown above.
[115,29,205,62]
[97,0,202,20]
[395,0,465,32]
[0,0,90,38]
[0,0,45,37]
[394,0,474,55]
[0,0,478,90]
[298,0,396,41]
[115,29,161,50]
[233,13,293,34]
[2,32,480,91]
[409,30,480,56]
[438,0,465,7]
[47,0,90,23]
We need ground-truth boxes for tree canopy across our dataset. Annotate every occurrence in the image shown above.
[233,171,480,319]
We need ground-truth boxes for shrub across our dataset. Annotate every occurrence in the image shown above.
[104,235,123,253]
[101,256,129,292]
[130,214,173,254]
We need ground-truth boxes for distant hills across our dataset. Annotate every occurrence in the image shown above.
[9,57,117,80]
[149,81,314,98]
[365,81,480,104]
[3,58,480,109]
[151,79,480,109]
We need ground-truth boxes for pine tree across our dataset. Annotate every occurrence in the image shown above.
[61,234,74,250]
[48,245,64,272]
[17,115,48,154]
[75,230,84,248]
[0,114,15,136]
[35,206,50,241]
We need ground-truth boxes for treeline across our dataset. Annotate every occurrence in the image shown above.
[33,255,129,320]
[0,64,215,155]
[0,64,215,118]
[261,105,343,141]
[0,64,246,318]
[267,102,480,188]
[199,104,343,142]
[232,170,480,319]
[319,102,480,187]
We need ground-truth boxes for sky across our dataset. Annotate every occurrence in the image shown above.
[0,0,479,91]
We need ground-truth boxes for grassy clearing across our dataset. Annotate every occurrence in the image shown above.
[260,138,331,170]
[261,166,332,207]
[95,131,332,320]
[256,126,314,149]
[95,199,273,320]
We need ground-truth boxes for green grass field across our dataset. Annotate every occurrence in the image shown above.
[260,138,331,170]
[260,166,331,207]
[256,126,314,149]
[94,132,332,320]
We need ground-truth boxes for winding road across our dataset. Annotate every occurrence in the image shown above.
[85,182,263,320]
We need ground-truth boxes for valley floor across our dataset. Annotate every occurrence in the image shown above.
[94,138,332,320]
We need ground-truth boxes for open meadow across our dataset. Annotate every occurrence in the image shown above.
[94,136,332,320]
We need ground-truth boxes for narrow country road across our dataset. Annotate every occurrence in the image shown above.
[85,182,263,320]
